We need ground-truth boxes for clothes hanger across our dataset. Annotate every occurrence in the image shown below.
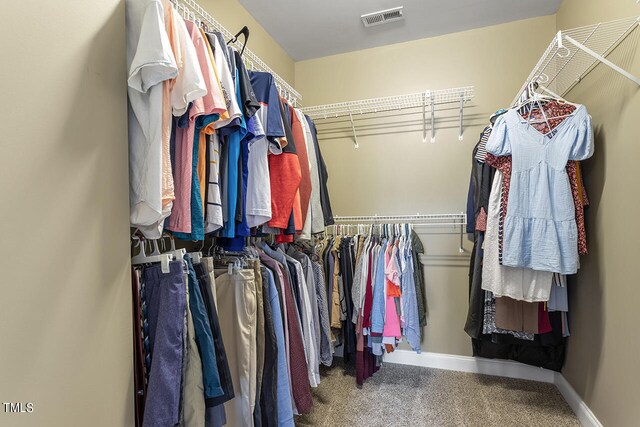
[518,81,579,124]
[163,233,186,262]
[131,235,173,273]
[515,82,552,131]
[188,240,204,264]
[227,26,250,56]
[206,236,216,257]
[525,84,580,123]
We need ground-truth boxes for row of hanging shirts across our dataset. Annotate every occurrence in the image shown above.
[127,0,334,250]
[326,222,414,238]
[318,223,427,386]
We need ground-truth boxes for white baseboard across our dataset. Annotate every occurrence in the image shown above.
[554,373,603,427]
[384,350,602,427]
[384,349,556,383]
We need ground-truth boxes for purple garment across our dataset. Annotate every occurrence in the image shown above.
[142,261,186,427]
[205,404,227,427]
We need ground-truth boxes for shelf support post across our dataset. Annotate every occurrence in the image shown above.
[430,92,436,143]
[458,92,465,141]
[422,90,428,143]
[563,34,640,86]
[348,109,359,149]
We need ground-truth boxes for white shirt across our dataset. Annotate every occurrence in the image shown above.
[282,251,319,387]
[127,0,177,231]
[211,36,242,129]
[481,170,554,302]
[296,108,325,235]
[204,133,223,233]
[170,15,206,117]
[246,103,272,228]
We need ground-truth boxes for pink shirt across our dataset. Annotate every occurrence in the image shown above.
[167,19,226,233]
[167,97,204,232]
[184,20,226,118]
[383,243,402,338]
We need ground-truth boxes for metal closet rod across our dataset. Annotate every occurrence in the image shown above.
[512,16,640,107]
[168,0,301,105]
[332,213,467,225]
[329,213,468,253]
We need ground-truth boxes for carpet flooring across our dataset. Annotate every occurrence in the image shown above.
[295,360,579,427]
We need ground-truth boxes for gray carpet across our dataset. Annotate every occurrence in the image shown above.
[295,361,579,427]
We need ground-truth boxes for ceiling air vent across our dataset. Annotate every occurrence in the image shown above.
[361,6,404,28]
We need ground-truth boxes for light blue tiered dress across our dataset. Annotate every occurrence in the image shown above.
[486,105,593,274]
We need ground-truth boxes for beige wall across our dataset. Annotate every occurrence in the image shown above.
[295,16,557,356]
[0,1,132,426]
[556,2,640,426]
[0,0,293,426]
[201,0,295,83]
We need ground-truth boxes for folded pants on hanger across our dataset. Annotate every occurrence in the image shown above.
[142,261,186,427]
[214,268,257,427]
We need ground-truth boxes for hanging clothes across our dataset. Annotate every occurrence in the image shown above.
[486,105,593,274]
[127,0,178,239]
[466,98,593,372]
[126,2,348,425]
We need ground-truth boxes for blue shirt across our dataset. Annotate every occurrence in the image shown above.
[263,267,295,426]
[221,68,247,238]
[400,243,421,353]
[371,241,388,335]
[184,256,224,399]
[249,71,285,141]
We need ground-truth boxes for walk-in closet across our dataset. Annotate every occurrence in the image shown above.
[2,1,640,426]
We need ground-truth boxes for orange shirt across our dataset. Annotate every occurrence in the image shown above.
[289,105,312,229]
[386,243,402,298]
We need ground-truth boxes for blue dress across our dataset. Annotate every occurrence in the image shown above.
[486,105,593,274]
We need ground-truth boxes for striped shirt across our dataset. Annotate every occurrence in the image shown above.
[474,126,492,163]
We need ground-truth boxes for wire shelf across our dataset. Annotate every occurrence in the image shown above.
[332,213,467,227]
[301,87,474,120]
[169,0,301,105]
[512,16,640,106]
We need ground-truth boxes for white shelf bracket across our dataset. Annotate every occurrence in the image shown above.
[348,110,359,149]
[422,90,428,143]
[458,212,466,253]
[430,93,436,143]
[458,93,465,141]
[562,34,640,86]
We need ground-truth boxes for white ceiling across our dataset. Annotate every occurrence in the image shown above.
[239,0,564,61]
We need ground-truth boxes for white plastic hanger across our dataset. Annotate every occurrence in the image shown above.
[163,233,186,262]
[131,236,173,273]
[188,243,203,264]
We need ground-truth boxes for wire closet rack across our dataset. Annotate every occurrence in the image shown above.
[512,16,640,106]
[301,86,475,146]
[168,0,301,105]
[329,213,468,253]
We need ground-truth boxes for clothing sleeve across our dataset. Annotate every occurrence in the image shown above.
[128,1,177,93]
[250,114,266,142]
[171,17,207,116]
[466,173,476,234]
[569,114,594,161]
[234,51,260,119]
[267,79,286,139]
[485,115,511,156]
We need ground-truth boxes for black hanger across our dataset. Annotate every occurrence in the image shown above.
[227,26,250,56]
